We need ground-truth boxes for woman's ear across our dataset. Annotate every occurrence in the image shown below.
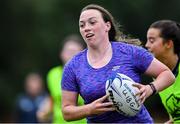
[165,40,174,49]
[105,21,111,32]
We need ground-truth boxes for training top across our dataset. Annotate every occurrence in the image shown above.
[159,61,180,122]
[62,42,154,123]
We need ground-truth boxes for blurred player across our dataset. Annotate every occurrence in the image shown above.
[14,72,48,123]
[37,34,86,123]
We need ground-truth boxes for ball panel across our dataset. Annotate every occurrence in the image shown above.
[106,73,142,117]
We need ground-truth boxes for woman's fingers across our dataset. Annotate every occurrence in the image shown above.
[101,101,114,107]
[132,83,142,96]
[132,83,147,104]
[97,94,109,102]
[98,107,116,112]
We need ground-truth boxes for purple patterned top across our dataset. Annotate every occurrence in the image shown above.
[61,42,154,123]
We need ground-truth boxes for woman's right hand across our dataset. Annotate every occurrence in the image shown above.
[62,91,115,121]
[87,94,116,115]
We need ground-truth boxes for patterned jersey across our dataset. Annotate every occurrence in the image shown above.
[62,42,154,123]
[47,66,86,123]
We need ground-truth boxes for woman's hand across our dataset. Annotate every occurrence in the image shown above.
[133,83,153,104]
[62,91,115,121]
[87,94,116,115]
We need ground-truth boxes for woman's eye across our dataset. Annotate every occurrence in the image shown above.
[149,38,155,43]
[79,24,84,28]
[90,21,95,25]
[89,20,96,25]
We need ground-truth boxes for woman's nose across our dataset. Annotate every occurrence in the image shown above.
[84,24,91,32]
[145,41,150,48]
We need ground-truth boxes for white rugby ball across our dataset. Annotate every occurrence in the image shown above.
[105,73,142,117]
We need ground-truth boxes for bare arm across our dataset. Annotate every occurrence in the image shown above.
[61,90,115,121]
[145,58,175,92]
[133,58,175,103]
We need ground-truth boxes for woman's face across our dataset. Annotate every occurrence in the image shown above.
[79,9,110,47]
[25,74,43,97]
[60,40,83,63]
[146,28,167,59]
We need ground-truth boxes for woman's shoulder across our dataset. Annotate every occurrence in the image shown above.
[112,41,142,48]
[112,41,151,59]
[72,49,87,62]
[113,41,146,51]
[112,41,137,53]
[65,49,87,67]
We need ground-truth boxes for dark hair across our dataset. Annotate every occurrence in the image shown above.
[80,4,122,41]
[150,20,180,54]
[80,4,141,45]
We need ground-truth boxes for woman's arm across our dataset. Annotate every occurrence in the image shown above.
[133,58,175,103]
[61,90,115,121]
[145,58,175,93]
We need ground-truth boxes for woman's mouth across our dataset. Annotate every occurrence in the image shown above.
[86,33,94,38]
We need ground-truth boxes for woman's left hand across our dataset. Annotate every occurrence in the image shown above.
[132,83,153,104]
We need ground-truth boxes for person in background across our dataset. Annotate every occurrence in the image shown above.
[61,4,175,123]
[37,34,86,123]
[13,72,48,123]
[146,20,180,123]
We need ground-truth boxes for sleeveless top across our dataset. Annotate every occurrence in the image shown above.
[159,59,180,122]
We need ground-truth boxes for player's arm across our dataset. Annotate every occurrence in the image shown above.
[133,58,175,104]
[145,58,175,94]
[61,90,115,121]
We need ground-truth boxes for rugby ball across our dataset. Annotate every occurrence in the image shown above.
[105,73,142,116]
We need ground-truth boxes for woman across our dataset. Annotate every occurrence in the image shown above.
[14,72,48,123]
[61,4,175,123]
[37,34,86,123]
[146,20,180,123]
